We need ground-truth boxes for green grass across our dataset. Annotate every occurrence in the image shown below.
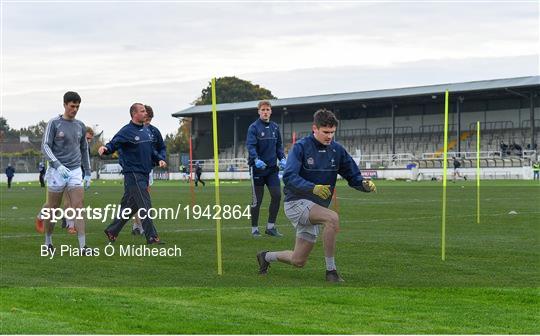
[1,179,539,333]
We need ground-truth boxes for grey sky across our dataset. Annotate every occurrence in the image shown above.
[2,1,538,139]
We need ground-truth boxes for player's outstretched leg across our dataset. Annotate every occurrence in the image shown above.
[261,202,344,282]
[257,237,314,275]
[104,191,133,243]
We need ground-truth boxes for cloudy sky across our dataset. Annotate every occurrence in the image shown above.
[1,1,538,139]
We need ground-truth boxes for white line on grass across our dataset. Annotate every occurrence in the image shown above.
[1,210,538,239]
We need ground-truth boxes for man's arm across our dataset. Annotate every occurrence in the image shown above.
[99,128,128,155]
[151,148,167,168]
[275,125,286,161]
[154,128,167,162]
[246,125,259,164]
[282,143,315,193]
[337,147,368,191]
[42,119,61,168]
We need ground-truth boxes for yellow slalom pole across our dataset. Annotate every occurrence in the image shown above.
[211,78,223,275]
[476,121,480,224]
[441,90,449,261]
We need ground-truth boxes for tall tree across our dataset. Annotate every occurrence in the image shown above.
[0,118,48,140]
[164,118,191,154]
[193,76,277,105]
[19,120,47,138]
[0,117,19,140]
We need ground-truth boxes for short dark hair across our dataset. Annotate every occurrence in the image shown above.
[313,109,338,128]
[63,91,81,104]
[145,105,154,119]
[258,100,271,109]
[129,103,144,117]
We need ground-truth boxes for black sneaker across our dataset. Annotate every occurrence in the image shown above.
[464,176,467,180]
[252,229,261,238]
[80,246,94,256]
[257,251,270,275]
[265,227,283,237]
[104,229,117,243]
[47,244,55,253]
[147,236,165,245]
[326,270,345,283]
[61,217,67,229]
[131,228,141,236]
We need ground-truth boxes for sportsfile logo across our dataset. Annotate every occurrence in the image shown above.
[39,204,251,223]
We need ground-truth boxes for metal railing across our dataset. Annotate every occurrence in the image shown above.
[421,151,502,160]
[189,158,249,172]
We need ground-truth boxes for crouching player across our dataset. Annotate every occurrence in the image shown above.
[257,109,376,282]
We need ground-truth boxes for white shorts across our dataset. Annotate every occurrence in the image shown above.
[46,167,83,192]
[284,199,319,243]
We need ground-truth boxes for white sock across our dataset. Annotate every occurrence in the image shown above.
[45,233,52,245]
[325,257,336,271]
[67,220,75,229]
[265,252,278,262]
[251,227,259,234]
[266,222,275,230]
[77,233,86,248]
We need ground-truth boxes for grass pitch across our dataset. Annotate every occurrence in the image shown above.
[0,179,539,333]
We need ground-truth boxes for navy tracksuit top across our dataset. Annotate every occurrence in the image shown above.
[283,134,367,208]
[147,124,167,166]
[246,118,285,170]
[104,121,165,175]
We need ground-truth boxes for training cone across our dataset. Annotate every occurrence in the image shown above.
[35,216,45,234]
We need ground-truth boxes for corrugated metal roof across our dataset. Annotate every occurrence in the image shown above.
[172,76,540,117]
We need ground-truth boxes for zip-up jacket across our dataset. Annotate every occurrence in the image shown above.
[283,134,367,207]
[246,118,285,169]
[147,124,167,166]
[103,121,164,175]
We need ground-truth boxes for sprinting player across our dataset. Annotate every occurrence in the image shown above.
[131,105,166,236]
[38,91,92,254]
[99,103,166,245]
[256,109,376,282]
[194,161,205,186]
[452,156,467,182]
[62,127,94,234]
[246,100,286,237]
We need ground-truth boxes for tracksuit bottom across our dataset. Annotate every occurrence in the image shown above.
[105,172,159,243]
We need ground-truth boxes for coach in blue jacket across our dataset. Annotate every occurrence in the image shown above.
[246,100,286,237]
[256,109,376,282]
[98,103,167,245]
